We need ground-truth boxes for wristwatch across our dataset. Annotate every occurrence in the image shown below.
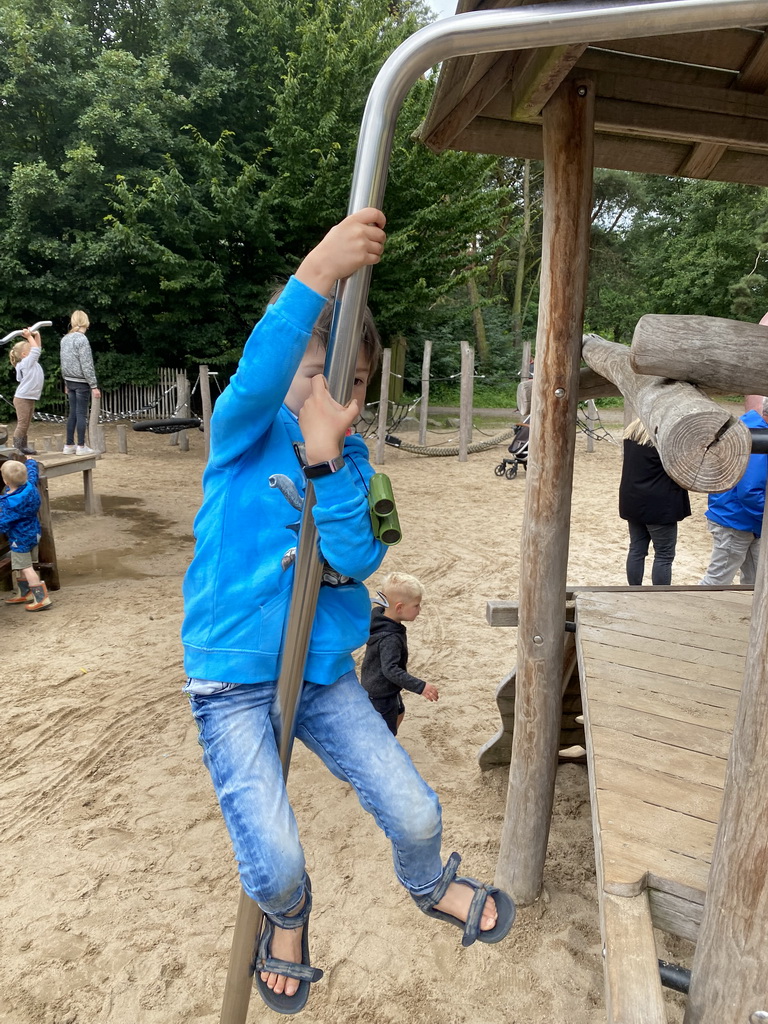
[303,454,345,479]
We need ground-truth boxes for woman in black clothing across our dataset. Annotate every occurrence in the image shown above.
[619,419,691,586]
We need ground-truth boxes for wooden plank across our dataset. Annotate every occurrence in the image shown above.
[594,758,723,825]
[589,726,727,790]
[425,51,518,151]
[601,891,668,1024]
[588,680,736,737]
[580,630,745,675]
[597,789,719,865]
[586,661,742,705]
[588,702,733,759]
[588,71,768,121]
[577,47,733,89]
[579,611,750,658]
[601,831,710,902]
[648,889,703,943]
[575,597,751,648]
[596,28,764,71]
[452,117,768,187]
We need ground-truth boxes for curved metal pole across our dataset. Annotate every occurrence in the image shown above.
[219,3,766,1021]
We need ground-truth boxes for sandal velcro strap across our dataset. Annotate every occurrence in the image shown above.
[412,851,461,911]
[263,885,313,930]
[254,954,324,984]
[460,880,494,947]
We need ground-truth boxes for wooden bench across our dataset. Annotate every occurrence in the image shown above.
[34,451,101,515]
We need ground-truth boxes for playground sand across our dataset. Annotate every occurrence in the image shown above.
[1,416,712,1024]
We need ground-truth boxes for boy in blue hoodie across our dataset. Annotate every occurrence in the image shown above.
[181,209,514,1015]
[1,456,51,610]
[700,394,768,586]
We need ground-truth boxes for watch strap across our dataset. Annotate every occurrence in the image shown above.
[303,454,345,479]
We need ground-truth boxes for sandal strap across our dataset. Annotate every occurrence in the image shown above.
[254,954,323,984]
[460,879,494,947]
[263,884,313,930]
[413,851,461,911]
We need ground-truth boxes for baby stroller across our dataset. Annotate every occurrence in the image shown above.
[494,419,530,479]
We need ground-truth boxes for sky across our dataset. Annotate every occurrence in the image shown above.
[428,0,460,20]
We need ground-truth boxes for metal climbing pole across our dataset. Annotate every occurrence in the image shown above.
[218,2,767,1020]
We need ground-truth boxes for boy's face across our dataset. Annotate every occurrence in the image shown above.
[396,597,422,623]
[285,338,371,416]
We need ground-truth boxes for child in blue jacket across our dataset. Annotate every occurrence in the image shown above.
[1,456,51,610]
[181,209,514,1015]
[700,395,768,586]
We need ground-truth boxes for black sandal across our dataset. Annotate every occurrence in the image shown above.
[413,852,516,947]
[254,876,324,1015]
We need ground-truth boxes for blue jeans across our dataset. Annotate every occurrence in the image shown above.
[626,521,678,586]
[185,670,443,917]
[65,380,91,445]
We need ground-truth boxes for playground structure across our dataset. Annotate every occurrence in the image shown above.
[217,3,768,1024]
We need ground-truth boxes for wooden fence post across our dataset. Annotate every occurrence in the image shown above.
[375,348,392,465]
[458,339,474,463]
[88,393,105,455]
[586,399,596,452]
[117,425,128,454]
[418,339,432,447]
[199,364,212,462]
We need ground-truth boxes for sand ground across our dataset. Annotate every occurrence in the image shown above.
[1,408,714,1024]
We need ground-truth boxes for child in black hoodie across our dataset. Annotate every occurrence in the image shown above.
[360,571,439,735]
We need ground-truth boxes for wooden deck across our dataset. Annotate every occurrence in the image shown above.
[575,589,752,1023]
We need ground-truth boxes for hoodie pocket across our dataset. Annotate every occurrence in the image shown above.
[258,588,290,654]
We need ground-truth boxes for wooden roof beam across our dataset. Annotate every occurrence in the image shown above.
[678,29,768,179]
[509,43,588,121]
[419,0,525,150]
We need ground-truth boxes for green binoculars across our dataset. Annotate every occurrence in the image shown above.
[368,473,401,546]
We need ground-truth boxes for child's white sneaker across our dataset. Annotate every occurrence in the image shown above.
[76,444,96,456]
[62,444,77,454]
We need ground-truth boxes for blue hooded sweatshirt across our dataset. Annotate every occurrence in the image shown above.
[181,276,386,686]
[705,409,768,536]
[0,458,41,552]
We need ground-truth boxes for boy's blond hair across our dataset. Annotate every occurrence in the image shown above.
[9,340,29,367]
[379,571,424,604]
[1,460,28,488]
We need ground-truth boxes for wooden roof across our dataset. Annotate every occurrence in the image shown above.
[418,0,768,186]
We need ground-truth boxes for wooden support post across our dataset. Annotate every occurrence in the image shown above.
[516,365,621,417]
[35,468,60,590]
[375,348,391,465]
[117,424,128,454]
[582,333,751,493]
[684,498,768,1022]
[458,340,474,463]
[496,78,595,905]
[418,339,432,447]
[199,363,213,462]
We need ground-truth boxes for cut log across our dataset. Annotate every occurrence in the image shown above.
[582,333,750,493]
[631,314,768,396]
[516,365,621,416]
